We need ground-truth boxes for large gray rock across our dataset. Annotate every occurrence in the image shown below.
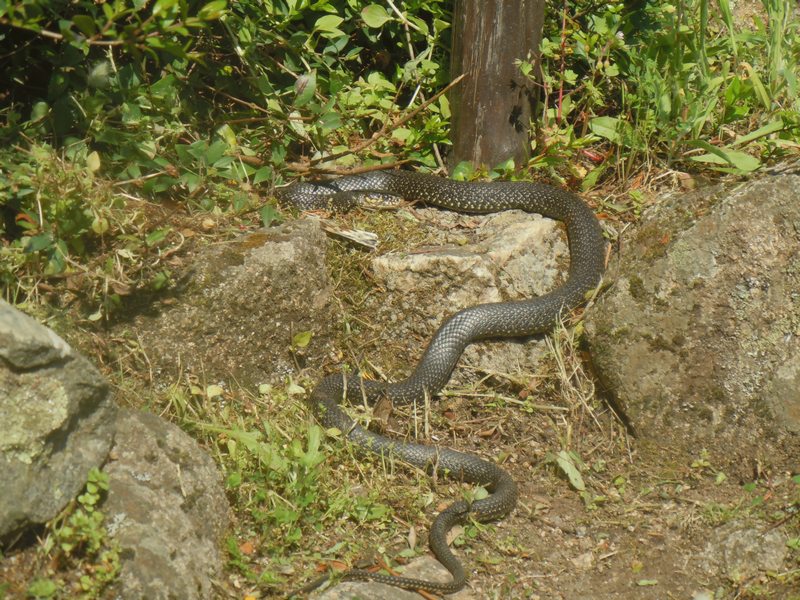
[0,300,117,542]
[366,208,567,383]
[585,171,800,466]
[104,409,230,600]
[128,218,335,389]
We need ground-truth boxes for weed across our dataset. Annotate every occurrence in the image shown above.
[0,145,180,315]
[535,0,800,186]
[164,379,414,594]
[25,468,121,599]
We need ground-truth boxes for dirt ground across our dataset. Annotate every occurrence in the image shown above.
[294,203,799,600]
[2,197,798,600]
[315,344,800,600]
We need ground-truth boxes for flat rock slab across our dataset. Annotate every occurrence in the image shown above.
[585,172,800,468]
[368,208,567,384]
[0,300,116,541]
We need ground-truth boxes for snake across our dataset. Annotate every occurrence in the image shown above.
[276,170,605,595]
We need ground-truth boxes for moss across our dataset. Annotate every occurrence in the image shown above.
[627,275,647,301]
[634,222,672,262]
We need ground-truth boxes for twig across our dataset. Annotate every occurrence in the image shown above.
[207,86,271,115]
[112,171,169,187]
[0,18,159,47]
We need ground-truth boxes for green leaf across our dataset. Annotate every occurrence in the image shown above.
[205,140,227,165]
[581,163,608,191]
[439,94,450,118]
[742,63,771,109]
[151,271,170,290]
[145,228,170,247]
[287,381,305,396]
[472,486,489,501]
[299,425,325,468]
[407,15,429,36]
[24,233,53,253]
[253,167,273,185]
[198,424,286,471]
[731,120,784,147]
[27,578,58,598]
[688,141,760,173]
[555,450,586,491]
[451,161,474,181]
[226,471,242,489]
[590,117,620,141]
[391,127,412,142]
[292,330,313,349]
[87,61,111,89]
[153,0,179,17]
[259,204,280,227]
[198,0,226,20]
[216,123,237,148]
[206,384,224,398]
[294,71,317,107]
[314,14,344,34]
[86,151,101,172]
[181,172,201,192]
[30,101,49,122]
[362,5,392,28]
[71,15,96,36]
[317,110,343,134]
[91,215,109,235]
[589,116,638,148]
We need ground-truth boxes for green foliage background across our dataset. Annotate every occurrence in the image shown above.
[1,0,799,307]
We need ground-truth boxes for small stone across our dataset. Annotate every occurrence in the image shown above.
[570,550,594,570]
[699,522,788,581]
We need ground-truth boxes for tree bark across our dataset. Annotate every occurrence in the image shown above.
[449,0,545,170]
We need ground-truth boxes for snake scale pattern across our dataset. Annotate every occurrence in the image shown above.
[277,170,605,594]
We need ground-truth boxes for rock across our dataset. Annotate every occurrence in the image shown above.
[699,521,787,581]
[368,208,568,383]
[0,300,117,542]
[104,409,230,600]
[585,171,800,467]
[128,218,335,389]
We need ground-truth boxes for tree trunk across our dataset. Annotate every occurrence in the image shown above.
[449,0,545,170]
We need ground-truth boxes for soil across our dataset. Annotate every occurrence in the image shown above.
[2,196,798,600]
[301,203,800,600]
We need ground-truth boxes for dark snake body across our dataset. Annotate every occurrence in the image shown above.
[277,170,605,594]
